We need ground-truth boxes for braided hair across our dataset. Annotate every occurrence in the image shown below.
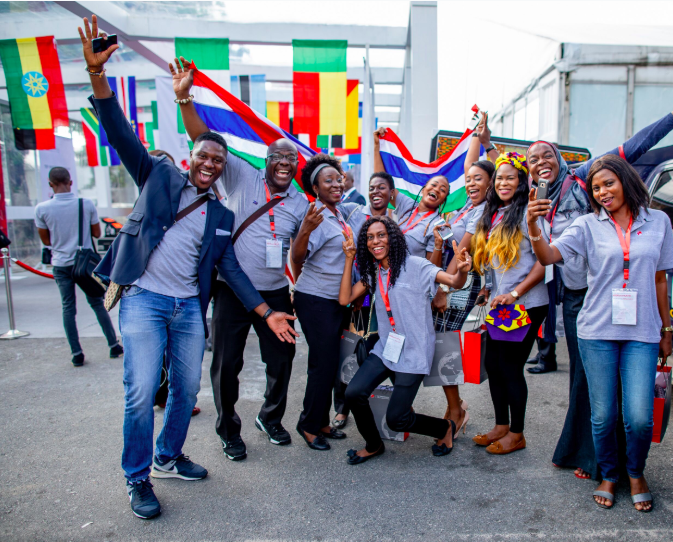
[356,216,409,290]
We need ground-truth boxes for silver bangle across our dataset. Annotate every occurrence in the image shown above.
[530,232,543,242]
[174,95,194,104]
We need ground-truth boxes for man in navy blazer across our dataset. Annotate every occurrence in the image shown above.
[341,170,367,205]
[80,16,297,520]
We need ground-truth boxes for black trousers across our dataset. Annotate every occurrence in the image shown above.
[210,281,295,440]
[345,353,450,453]
[294,291,345,434]
[485,305,548,434]
[532,337,557,364]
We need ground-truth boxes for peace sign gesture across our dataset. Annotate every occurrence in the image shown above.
[342,226,356,259]
[301,202,326,234]
[78,15,119,69]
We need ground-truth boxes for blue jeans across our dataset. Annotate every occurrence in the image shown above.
[53,265,118,355]
[578,339,659,482]
[119,286,205,482]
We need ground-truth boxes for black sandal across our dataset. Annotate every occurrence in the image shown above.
[347,445,385,465]
[432,419,456,456]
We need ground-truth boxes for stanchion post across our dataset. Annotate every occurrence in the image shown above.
[0,247,29,340]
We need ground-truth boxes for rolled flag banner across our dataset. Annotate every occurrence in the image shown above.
[80,107,120,167]
[187,61,316,196]
[0,36,68,150]
[485,304,531,342]
[109,76,139,136]
[378,126,484,212]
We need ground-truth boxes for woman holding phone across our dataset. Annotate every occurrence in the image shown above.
[526,155,673,512]
[339,216,472,464]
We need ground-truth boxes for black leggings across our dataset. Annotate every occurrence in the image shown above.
[345,353,450,453]
[485,305,548,434]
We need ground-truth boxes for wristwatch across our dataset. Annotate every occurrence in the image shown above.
[510,290,520,300]
[440,284,450,293]
[262,308,274,320]
[485,144,497,154]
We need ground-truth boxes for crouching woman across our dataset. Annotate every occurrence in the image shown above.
[339,216,472,464]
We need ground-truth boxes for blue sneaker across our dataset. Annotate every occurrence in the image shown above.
[127,479,161,519]
[150,454,208,481]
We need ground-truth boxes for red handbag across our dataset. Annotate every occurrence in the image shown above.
[459,307,488,385]
[652,358,671,444]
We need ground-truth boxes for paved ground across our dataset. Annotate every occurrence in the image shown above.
[1,271,673,541]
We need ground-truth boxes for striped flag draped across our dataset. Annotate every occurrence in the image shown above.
[378,128,484,212]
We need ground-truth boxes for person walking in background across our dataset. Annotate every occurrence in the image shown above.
[341,170,367,205]
[527,155,673,512]
[35,166,122,367]
[79,16,297,520]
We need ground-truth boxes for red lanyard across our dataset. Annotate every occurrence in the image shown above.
[378,264,396,332]
[264,183,282,239]
[329,206,349,233]
[548,202,559,242]
[487,211,504,239]
[400,207,435,234]
[453,204,474,225]
[610,215,633,288]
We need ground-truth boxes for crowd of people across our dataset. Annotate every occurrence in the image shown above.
[54,16,673,520]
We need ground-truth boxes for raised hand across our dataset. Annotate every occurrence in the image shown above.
[78,15,119,69]
[526,187,552,225]
[265,311,299,344]
[169,56,194,100]
[342,226,356,259]
[476,112,492,146]
[301,202,326,233]
[452,240,472,273]
[373,127,388,145]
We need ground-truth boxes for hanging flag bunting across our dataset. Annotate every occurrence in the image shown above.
[80,107,120,167]
[345,79,359,149]
[230,74,266,113]
[175,37,230,90]
[378,124,485,212]
[0,36,68,150]
[108,76,139,136]
[266,101,290,132]
[143,100,158,151]
[186,61,315,196]
[292,39,347,148]
[156,76,191,170]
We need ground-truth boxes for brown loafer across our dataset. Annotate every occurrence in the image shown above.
[486,437,526,455]
[472,433,499,446]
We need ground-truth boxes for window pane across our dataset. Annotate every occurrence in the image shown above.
[633,85,673,150]
[569,83,626,155]
[650,170,673,225]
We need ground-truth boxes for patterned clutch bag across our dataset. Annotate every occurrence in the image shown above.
[485,304,531,342]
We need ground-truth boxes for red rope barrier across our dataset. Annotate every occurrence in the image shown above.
[11,259,54,279]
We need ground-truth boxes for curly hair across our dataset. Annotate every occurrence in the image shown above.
[370,171,395,190]
[586,154,650,216]
[300,153,343,198]
[356,216,409,291]
[472,163,530,274]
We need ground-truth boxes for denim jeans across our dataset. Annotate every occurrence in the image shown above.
[119,286,205,482]
[52,265,118,355]
[578,338,659,482]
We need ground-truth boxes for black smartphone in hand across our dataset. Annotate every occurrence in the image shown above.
[536,179,549,201]
[475,294,486,305]
[92,34,117,53]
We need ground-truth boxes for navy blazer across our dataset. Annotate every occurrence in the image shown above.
[342,189,366,206]
[90,94,264,336]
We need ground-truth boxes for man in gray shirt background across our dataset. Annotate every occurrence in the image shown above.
[34,167,122,367]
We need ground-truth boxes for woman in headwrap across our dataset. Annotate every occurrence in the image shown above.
[527,110,673,479]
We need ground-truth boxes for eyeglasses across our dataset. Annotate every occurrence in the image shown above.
[266,153,298,163]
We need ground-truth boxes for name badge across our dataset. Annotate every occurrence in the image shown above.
[266,239,282,268]
[383,332,405,363]
[612,288,637,325]
[544,264,554,284]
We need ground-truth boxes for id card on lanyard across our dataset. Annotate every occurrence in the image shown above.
[610,215,637,325]
[378,265,405,363]
[264,183,283,268]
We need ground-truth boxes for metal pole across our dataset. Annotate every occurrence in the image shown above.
[0,247,29,340]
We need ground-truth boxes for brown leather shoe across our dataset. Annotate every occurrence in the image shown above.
[472,433,499,446]
[486,437,527,455]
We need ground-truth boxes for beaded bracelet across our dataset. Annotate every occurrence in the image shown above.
[174,95,194,104]
[85,67,106,78]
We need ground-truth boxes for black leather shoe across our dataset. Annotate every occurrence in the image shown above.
[347,445,385,465]
[432,420,457,456]
[332,416,348,430]
[526,356,540,364]
[296,425,330,451]
[527,362,557,374]
[322,427,347,439]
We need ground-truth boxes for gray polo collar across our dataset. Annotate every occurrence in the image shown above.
[598,206,652,229]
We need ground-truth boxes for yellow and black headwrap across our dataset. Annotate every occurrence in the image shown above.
[495,151,528,176]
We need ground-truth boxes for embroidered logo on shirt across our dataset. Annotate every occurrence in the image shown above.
[253,200,258,205]
[637,231,642,235]
[201,211,206,215]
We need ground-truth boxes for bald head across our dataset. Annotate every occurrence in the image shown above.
[343,170,355,190]
[265,138,299,193]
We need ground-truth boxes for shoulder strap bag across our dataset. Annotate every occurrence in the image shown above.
[232,196,286,244]
[73,199,106,298]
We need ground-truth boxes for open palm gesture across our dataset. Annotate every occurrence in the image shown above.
[169,56,194,100]
[78,15,118,69]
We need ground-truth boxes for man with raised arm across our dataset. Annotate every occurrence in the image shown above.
[78,16,297,520]
[170,57,310,461]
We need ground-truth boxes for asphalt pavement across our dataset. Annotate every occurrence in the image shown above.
[1,270,672,541]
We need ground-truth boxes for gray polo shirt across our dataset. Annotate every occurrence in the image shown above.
[219,154,309,291]
[553,207,673,343]
[450,200,487,245]
[294,200,350,300]
[395,192,440,257]
[339,202,367,238]
[34,193,99,267]
[370,255,442,375]
[135,183,216,298]
[541,208,589,291]
[488,206,549,309]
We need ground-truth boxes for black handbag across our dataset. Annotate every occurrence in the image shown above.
[73,198,105,298]
[0,227,10,249]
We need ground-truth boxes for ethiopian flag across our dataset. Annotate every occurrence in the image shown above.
[0,36,68,150]
[292,40,347,148]
[80,107,120,167]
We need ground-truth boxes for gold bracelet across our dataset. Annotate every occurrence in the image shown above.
[85,67,106,77]
[662,326,673,333]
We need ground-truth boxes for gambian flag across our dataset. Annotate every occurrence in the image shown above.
[80,107,120,167]
[379,127,484,213]
[0,36,68,150]
[266,101,290,132]
[292,40,347,148]
[187,62,316,196]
